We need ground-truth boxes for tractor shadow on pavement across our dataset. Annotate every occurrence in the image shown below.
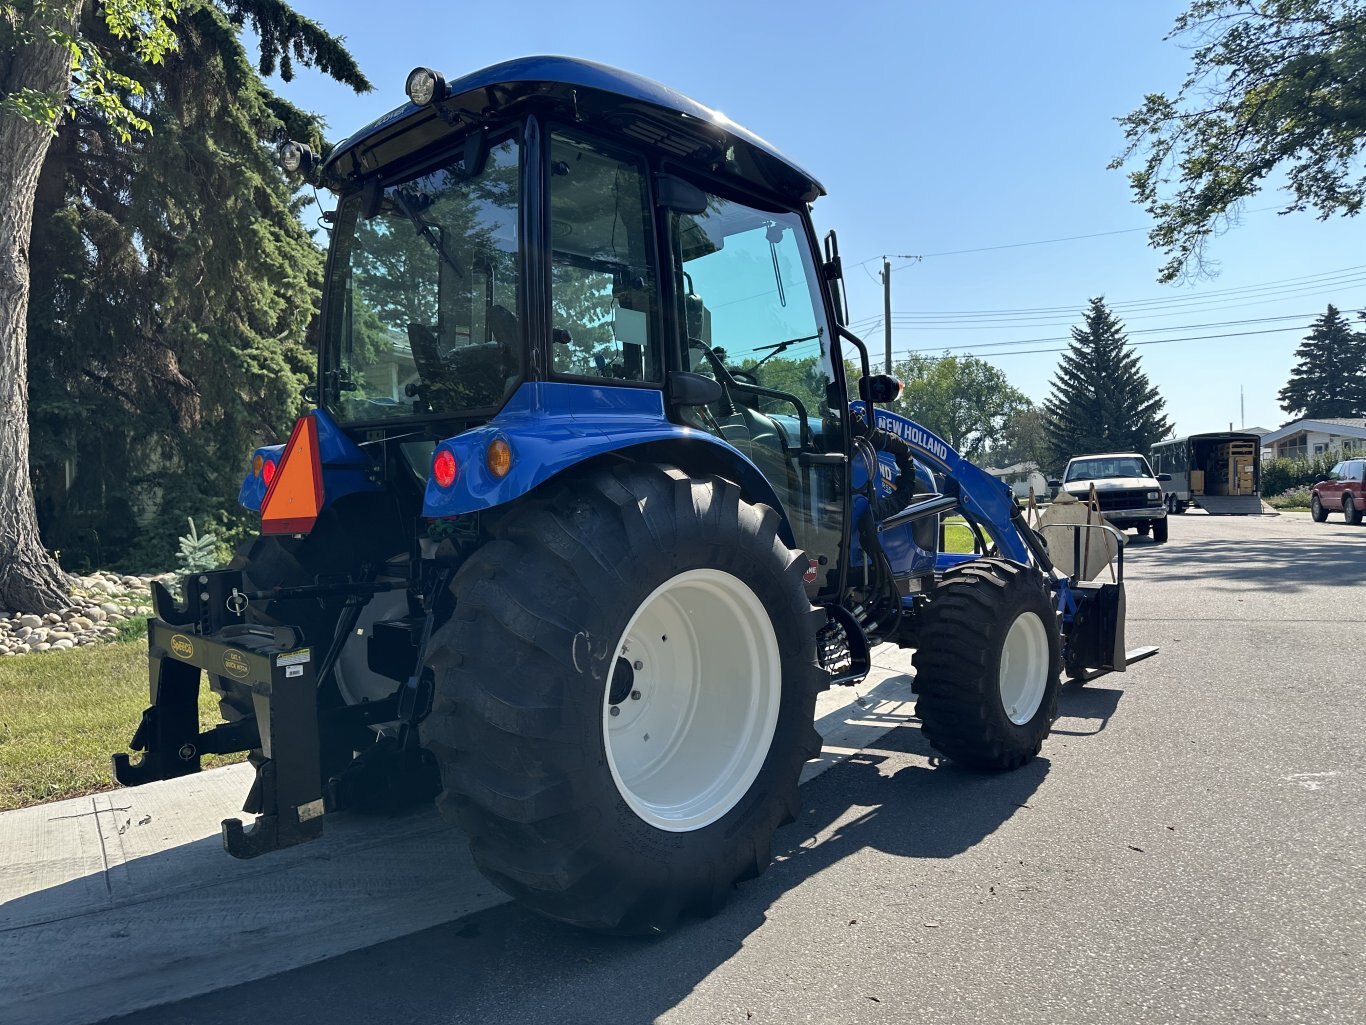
[1121,533,1364,592]
[102,720,1056,1025]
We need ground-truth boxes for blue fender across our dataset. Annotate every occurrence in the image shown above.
[423,381,795,545]
[237,407,381,513]
[854,402,1030,565]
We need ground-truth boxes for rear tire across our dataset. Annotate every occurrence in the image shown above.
[422,463,825,933]
[1136,523,1151,537]
[1152,517,1168,543]
[912,558,1061,771]
[1345,494,1361,525]
[1312,494,1328,522]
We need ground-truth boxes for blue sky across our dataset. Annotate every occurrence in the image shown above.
[264,0,1365,435]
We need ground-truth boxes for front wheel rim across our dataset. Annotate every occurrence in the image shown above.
[603,569,782,833]
[999,611,1049,726]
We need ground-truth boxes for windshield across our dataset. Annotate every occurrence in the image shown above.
[1065,456,1153,482]
[322,136,521,421]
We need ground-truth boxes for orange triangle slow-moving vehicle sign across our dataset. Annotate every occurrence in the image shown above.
[260,414,324,535]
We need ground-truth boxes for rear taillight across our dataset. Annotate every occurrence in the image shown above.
[262,458,278,487]
[433,449,457,488]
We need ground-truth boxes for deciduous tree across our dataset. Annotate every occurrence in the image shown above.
[1112,0,1366,283]
[1,0,178,612]
[887,353,1031,460]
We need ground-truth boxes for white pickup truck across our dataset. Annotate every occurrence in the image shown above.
[1050,452,1171,543]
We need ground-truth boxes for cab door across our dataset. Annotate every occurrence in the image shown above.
[662,183,846,596]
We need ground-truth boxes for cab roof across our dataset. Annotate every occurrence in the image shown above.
[323,55,825,205]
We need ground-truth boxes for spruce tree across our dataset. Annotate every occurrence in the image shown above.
[1276,305,1366,420]
[1044,298,1171,466]
[26,2,370,570]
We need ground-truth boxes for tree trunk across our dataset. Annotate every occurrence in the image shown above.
[0,2,82,614]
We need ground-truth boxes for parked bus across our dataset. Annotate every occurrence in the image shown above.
[1150,432,1262,515]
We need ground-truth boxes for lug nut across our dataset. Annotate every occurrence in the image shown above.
[633,660,643,671]
[630,690,641,700]
[609,706,621,717]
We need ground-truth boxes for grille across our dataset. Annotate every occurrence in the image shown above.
[1094,488,1151,510]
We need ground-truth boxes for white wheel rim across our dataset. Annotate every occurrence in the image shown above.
[999,611,1049,726]
[602,568,782,833]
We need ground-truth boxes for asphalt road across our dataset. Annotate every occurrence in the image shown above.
[105,512,1365,1025]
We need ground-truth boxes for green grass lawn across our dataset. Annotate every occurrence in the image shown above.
[942,517,977,555]
[0,638,241,812]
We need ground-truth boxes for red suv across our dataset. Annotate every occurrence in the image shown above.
[1311,458,1366,524]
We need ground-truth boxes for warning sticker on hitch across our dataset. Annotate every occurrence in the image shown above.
[276,648,312,667]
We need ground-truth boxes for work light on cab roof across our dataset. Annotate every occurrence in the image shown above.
[277,140,316,174]
[405,66,447,106]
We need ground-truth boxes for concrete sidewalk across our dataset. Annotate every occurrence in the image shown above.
[0,649,917,1025]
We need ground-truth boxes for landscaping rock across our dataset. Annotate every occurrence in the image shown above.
[18,615,42,629]
[43,613,62,624]
[31,642,51,652]
[107,614,126,623]
[100,602,121,614]
[15,627,31,640]
[51,638,75,650]
[86,608,108,623]
[68,617,94,631]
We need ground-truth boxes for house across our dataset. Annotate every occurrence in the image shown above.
[1259,418,1366,460]
[986,461,1048,499]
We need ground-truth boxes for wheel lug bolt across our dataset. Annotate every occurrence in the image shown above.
[610,706,620,717]
[630,690,641,700]
[633,660,643,671]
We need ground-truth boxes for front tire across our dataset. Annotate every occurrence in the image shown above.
[1312,494,1328,522]
[421,464,825,933]
[1152,516,1169,543]
[912,558,1061,771]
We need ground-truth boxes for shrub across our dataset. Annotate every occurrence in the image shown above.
[1262,448,1358,496]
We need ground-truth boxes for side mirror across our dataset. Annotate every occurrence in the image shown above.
[1157,473,1171,482]
[668,371,722,407]
[302,383,319,403]
[1314,473,1327,484]
[1047,479,1062,489]
[859,374,902,404]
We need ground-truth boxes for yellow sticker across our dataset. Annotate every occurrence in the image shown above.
[222,650,250,680]
[170,634,195,660]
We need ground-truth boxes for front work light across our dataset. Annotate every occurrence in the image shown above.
[405,66,448,106]
[278,140,316,174]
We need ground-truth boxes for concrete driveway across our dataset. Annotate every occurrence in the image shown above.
[4,512,1363,1025]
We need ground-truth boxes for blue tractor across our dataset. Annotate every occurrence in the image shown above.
[115,58,1147,933]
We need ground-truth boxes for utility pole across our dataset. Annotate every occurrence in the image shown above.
[881,258,892,373]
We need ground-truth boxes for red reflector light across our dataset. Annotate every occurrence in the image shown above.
[433,449,457,488]
[262,459,278,487]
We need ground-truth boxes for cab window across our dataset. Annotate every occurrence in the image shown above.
[547,133,661,383]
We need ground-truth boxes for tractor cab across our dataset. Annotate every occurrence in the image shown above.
[302,55,858,597]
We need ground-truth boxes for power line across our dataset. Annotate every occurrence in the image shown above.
[898,318,1362,361]
[844,263,1366,329]
[898,312,1353,354]
[847,203,1287,269]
